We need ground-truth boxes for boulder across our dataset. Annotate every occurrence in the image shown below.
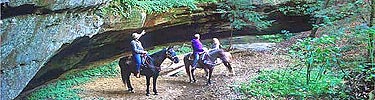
[0,11,103,100]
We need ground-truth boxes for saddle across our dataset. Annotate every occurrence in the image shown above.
[188,52,205,60]
[141,55,160,71]
[188,52,214,66]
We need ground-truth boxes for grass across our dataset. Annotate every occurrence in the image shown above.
[27,61,119,100]
[148,43,192,55]
[256,30,294,43]
[256,34,285,43]
[238,68,347,99]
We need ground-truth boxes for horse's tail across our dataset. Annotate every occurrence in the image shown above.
[119,57,127,68]
[119,57,129,85]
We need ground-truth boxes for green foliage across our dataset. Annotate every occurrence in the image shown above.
[352,25,375,63]
[149,43,192,55]
[366,28,375,64]
[239,68,347,98]
[257,30,294,43]
[278,0,321,16]
[278,0,368,31]
[257,34,285,43]
[175,44,193,55]
[313,0,367,28]
[195,0,218,3]
[217,0,274,30]
[289,35,343,69]
[289,35,343,84]
[100,0,216,18]
[344,64,375,99]
[27,61,119,100]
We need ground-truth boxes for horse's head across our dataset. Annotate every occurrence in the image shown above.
[165,46,179,63]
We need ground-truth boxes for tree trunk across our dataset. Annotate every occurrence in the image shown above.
[370,0,375,65]
[371,0,375,27]
[309,0,331,37]
[228,29,234,51]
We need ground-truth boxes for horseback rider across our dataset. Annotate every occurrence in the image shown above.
[131,30,147,78]
[211,38,222,50]
[191,34,205,69]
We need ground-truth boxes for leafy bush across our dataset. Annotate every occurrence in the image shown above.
[239,68,347,99]
[342,27,375,99]
[27,61,119,100]
[365,28,375,65]
[195,0,219,3]
[100,0,216,18]
[288,34,344,84]
[257,34,285,43]
[217,0,274,30]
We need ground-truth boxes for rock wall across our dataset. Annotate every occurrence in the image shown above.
[0,0,110,99]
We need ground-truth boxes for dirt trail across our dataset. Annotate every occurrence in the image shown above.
[75,50,290,100]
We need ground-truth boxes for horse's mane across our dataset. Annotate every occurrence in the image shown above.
[150,48,166,58]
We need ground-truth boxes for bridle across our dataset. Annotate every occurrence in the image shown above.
[166,49,178,61]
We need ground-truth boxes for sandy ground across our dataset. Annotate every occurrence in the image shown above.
[74,50,291,100]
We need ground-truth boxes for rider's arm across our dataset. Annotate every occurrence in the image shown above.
[131,41,146,54]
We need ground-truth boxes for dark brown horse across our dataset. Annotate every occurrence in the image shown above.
[119,47,179,96]
[183,49,233,85]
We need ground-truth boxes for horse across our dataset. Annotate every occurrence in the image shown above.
[119,47,179,96]
[183,49,233,85]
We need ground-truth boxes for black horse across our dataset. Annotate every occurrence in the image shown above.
[119,47,179,96]
[183,49,233,85]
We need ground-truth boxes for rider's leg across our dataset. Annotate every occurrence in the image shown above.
[192,53,199,69]
[134,54,142,78]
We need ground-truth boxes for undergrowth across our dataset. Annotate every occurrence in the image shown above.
[27,61,119,100]
[238,68,347,99]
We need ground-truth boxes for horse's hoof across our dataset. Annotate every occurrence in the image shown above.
[127,89,134,93]
[154,92,158,95]
[146,93,150,96]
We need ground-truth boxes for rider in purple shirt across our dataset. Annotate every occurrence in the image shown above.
[191,34,204,68]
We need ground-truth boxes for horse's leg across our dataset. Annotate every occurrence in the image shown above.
[152,74,159,95]
[191,67,197,83]
[184,57,193,83]
[224,62,234,75]
[125,72,134,93]
[207,67,213,85]
[204,68,209,78]
[145,76,151,96]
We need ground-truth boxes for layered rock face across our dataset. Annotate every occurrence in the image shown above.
[0,0,110,99]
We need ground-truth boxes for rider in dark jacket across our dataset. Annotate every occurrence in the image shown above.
[211,38,222,50]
